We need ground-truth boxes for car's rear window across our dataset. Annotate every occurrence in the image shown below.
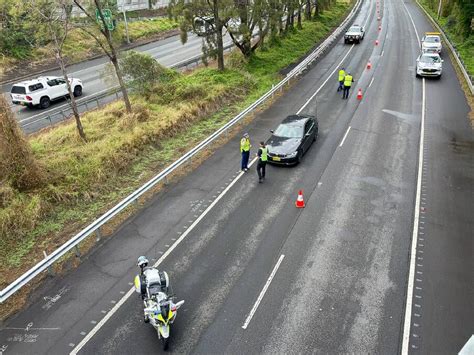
[11,86,26,95]
[425,36,440,43]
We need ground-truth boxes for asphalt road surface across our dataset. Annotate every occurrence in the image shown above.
[1,0,472,354]
[0,32,235,134]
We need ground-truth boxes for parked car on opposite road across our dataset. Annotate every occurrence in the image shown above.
[421,32,442,54]
[416,52,443,78]
[266,114,319,165]
[10,76,83,109]
[344,24,365,44]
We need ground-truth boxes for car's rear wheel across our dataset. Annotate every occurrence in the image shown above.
[40,97,50,109]
[73,85,83,97]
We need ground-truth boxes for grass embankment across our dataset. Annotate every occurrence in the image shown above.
[0,1,351,308]
[0,17,179,78]
[418,0,473,78]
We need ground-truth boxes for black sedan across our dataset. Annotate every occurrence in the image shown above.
[266,114,319,165]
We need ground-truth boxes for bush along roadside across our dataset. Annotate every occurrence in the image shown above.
[0,0,353,318]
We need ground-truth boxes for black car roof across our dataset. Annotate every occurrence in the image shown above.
[282,115,311,125]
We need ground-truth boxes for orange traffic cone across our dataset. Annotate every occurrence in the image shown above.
[378,25,382,31]
[377,16,381,21]
[367,60,372,69]
[357,88,363,100]
[295,190,305,208]
[375,39,379,46]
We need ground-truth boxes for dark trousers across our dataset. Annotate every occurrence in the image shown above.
[337,80,344,91]
[343,85,351,99]
[257,160,266,180]
[241,151,250,170]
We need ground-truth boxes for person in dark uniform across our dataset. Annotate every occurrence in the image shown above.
[256,141,268,183]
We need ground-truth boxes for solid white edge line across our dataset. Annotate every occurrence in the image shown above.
[368,77,375,88]
[400,1,424,353]
[70,157,258,355]
[339,126,351,147]
[296,45,355,114]
[402,0,420,44]
[71,2,374,349]
[242,254,285,330]
[401,78,425,355]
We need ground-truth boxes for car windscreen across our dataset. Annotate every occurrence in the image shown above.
[424,36,440,43]
[348,26,360,32]
[11,86,26,94]
[274,124,303,138]
[420,55,441,63]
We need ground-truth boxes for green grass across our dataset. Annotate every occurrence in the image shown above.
[418,0,473,77]
[0,1,352,284]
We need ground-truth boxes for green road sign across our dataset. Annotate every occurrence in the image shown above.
[95,9,114,31]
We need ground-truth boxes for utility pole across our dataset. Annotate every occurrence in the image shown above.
[123,7,130,44]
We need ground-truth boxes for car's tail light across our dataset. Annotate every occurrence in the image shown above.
[26,96,33,101]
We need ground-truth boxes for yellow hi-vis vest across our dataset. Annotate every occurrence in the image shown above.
[260,147,268,162]
[344,75,353,87]
[338,69,345,81]
[240,138,251,152]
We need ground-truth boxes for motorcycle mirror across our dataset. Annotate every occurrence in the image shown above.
[270,130,274,134]
[175,300,185,309]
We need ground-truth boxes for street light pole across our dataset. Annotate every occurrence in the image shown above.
[123,7,130,44]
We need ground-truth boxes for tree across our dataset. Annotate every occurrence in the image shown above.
[0,94,44,191]
[28,0,87,141]
[0,0,33,60]
[226,0,270,57]
[103,50,176,94]
[169,0,235,71]
[73,0,132,113]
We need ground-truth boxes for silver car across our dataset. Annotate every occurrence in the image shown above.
[416,53,443,78]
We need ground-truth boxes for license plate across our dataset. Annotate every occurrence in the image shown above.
[272,157,281,161]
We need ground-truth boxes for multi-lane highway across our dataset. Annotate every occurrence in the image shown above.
[0,32,236,134]
[1,0,472,354]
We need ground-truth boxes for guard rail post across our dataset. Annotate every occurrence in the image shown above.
[2,0,363,303]
[95,229,102,242]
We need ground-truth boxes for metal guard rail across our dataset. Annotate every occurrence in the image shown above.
[415,0,473,94]
[1,0,362,303]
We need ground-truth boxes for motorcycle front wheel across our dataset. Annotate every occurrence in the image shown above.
[161,337,169,350]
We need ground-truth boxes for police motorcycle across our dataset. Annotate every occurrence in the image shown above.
[134,256,184,350]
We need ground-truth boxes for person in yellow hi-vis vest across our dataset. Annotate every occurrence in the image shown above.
[337,67,345,92]
[240,132,251,171]
[342,72,354,99]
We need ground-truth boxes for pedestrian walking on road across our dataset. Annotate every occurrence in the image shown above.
[342,72,354,99]
[256,141,268,183]
[240,132,251,171]
[337,67,346,92]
